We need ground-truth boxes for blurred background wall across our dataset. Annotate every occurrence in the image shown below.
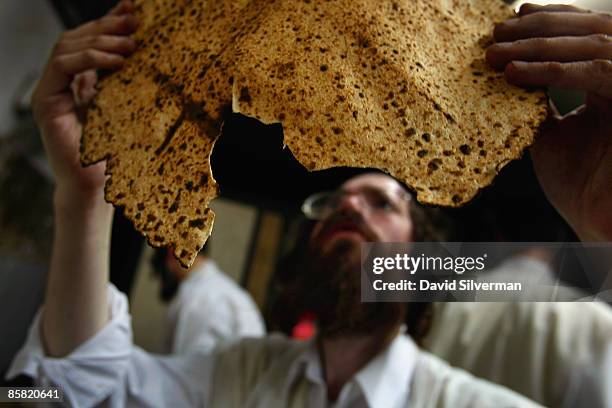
[0,0,62,383]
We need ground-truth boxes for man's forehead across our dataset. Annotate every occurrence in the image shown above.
[340,173,406,195]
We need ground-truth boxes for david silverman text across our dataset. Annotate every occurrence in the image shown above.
[372,279,522,291]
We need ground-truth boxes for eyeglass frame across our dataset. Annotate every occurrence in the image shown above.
[301,187,412,220]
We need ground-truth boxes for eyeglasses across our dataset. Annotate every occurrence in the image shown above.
[301,188,411,220]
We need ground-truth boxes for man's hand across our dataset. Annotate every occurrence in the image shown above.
[32,0,137,200]
[486,3,612,241]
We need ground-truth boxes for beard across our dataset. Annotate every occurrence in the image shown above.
[294,238,405,338]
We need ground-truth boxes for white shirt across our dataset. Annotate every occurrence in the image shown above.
[6,284,537,408]
[164,260,265,354]
[425,257,612,408]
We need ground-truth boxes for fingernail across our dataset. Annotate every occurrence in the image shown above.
[504,62,525,84]
[498,19,515,29]
[518,3,534,16]
[114,0,130,13]
[510,61,528,69]
[125,38,137,50]
[124,15,139,28]
[493,22,512,41]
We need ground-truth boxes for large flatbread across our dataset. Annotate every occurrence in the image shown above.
[83,0,548,267]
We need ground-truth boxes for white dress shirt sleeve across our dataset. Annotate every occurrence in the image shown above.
[425,253,612,408]
[6,284,216,408]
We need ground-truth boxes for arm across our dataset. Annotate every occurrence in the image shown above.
[481,6,612,404]
[43,190,113,356]
[486,3,612,242]
[32,0,138,356]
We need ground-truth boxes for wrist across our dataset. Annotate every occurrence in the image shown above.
[54,186,113,218]
[572,219,612,242]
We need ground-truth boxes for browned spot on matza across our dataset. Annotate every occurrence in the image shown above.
[83,0,548,267]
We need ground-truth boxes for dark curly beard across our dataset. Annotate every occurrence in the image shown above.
[297,240,404,338]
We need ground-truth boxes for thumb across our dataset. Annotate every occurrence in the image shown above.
[72,70,98,106]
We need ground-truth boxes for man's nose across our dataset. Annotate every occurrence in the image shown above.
[335,192,364,215]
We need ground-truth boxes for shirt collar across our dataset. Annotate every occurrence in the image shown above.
[284,337,322,388]
[283,330,419,408]
[354,332,419,408]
